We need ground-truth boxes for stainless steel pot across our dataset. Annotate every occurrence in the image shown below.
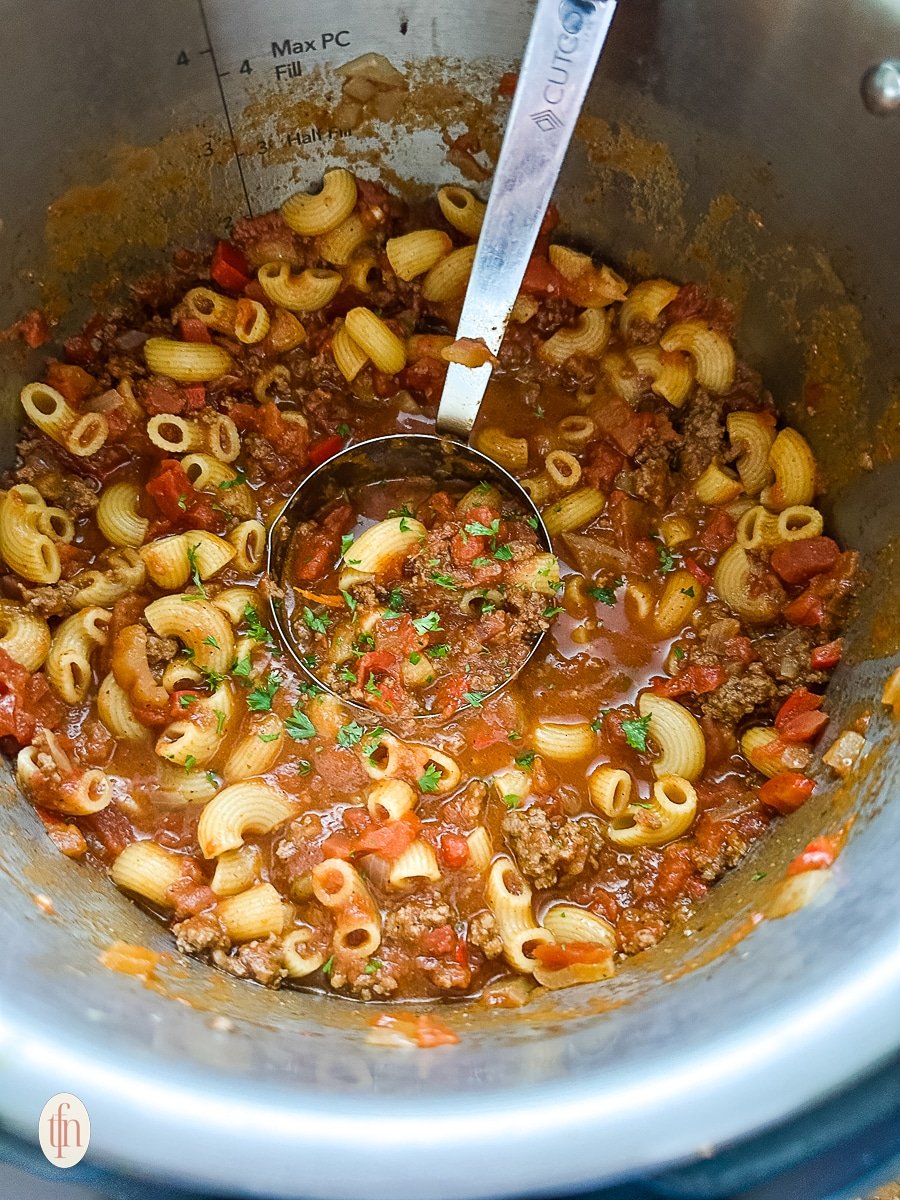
[1,2,898,1197]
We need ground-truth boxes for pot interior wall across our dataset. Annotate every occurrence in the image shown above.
[0,2,898,1197]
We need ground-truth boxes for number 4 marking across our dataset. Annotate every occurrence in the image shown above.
[240,59,252,74]
[177,50,190,65]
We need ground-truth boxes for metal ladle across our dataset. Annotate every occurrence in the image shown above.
[267,0,618,710]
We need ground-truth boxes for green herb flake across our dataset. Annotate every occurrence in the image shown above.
[184,754,197,772]
[297,759,312,775]
[203,635,220,649]
[242,604,273,646]
[321,955,334,976]
[427,644,450,658]
[302,606,329,635]
[465,518,501,539]
[232,654,252,678]
[543,605,564,618]
[408,651,422,665]
[493,544,513,561]
[339,533,354,559]
[206,771,218,786]
[673,645,686,662]
[214,709,226,736]
[430,572,458,590]
[507,730,522,741]
[398,516,411,533]
[186,543,205,594]
[258,730,280,743]
[340,589,358,614]
[297,680,322,699]
[657,544,677,574]
[177,493,188,511]
[589,577,624,606]
[364,959,383,975]
[285,707,316,741]
[463,691,487,708]
[178,693,196,709]
[418,762,442,793]
[680,586,696,598]
[337,721,365,749]
[388,504,415,519]
[502,794,520,809]
[752,871,767,881]
[526,515,539,530]
[515,751,536,769]
[471,556,492,568]
[337,423,351,438]
[621,713,652,752]
[412,611,442,635]
[218,468,248,490]
[339,667,357,683]
[247,674,280,712]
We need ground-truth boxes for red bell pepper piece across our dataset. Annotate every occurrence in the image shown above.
[179,318,212,344]
[775,688,828,743]
[784,591,826,626]
[810,639,843,670]
[308,434,346,468]
[787,834,840,875]
[758,771,816,814]
[210,240,251,293]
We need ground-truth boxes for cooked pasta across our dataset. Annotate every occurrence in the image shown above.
[281,169,358,236]
[637,694,706,781]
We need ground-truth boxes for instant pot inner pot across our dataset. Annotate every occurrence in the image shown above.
[0,3,898,1198]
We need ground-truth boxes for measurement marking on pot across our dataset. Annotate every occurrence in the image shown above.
[196,0,254,218]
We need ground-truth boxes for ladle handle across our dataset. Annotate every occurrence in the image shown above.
[435,0,617,439]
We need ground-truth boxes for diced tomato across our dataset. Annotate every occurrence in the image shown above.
[142,381,186,415]
[356,650,397,690]
[770,537,840,586]
[146,458,220,532]
[320,831,355,859]
[421,923,456,956]
[439,832,470,870]
[0,649,64,743]
[451,529,487,566]
[182,384,207,410]
[497,70,518,96]
[10,309,51,348]
[787,833,839,875]
[45,362,96,405]
[210,239,251,292]
[356,813,420,860]
[531,941,612,970]
[581,440,627,491]
[398,356,447,404]
[592,397,654,457]
[651,665,727,699]
[342,807,371,836]
[655,845,699,904]
[308,434,347,468]
[699,509,737,553]
[520,255,569,297]
[811,639,843,670]
[366,677,407,717]
[434,672,470,719]
[179,318,212,344]
[684,555,713,587]
[81,805,136,860]
[775,688,828,743]
[758,771,816,814]
[784,591,825,627]
[56,543,92,579]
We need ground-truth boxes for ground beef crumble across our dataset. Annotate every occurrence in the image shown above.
[502,806,604,890]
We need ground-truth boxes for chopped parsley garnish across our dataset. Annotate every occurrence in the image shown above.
[398,516,411,533]
[355,632,375,651]
[362,727,385,760]
[622,713,652,752]
[340,533,354,559]
[388,504,415,519]
[258,730,280,743]
[493,544,513,561]
[589,577,624,606]
[218,468,248,490]
[463,691,487,708]
[337,721,365,748]
[364,959,383,975]
[427,643,450,658]
[680,585,696,598]
[186,543,205,594]
[206,771,218,786]
[418,762,442,793]
[178,693,196,709]
[673,645,686,662]
[502,794,520,809]
[302,606,329,635]
[297,680,322,699]
[184,754,197,772]
[430,572,458,590]
[508,730,522,741]
[285,706,316,741]
[340,589,358,614]
[243,604,273,645]
[543,606,564,618]
[200,667,225,689]
[297,759,312,775]
[321,955,334,976]
[471,556,492,567]
[177,493,188,511]
[337,423,351,438]
[657,544,677,574]
[412,611,442,635]
[465,518,500,538]
[408,651,422,665]
[515,751,536,769]
[382,588,405,619]
[247,674,280,712]
[364,677,382,698]
[214,709,226,736]
[591,711,610,733]
[232,654,252,678]
[752,871,767,881]
[526,515,539,530]
[302,654,318,669]
[203,635,220,649]
[339,667,357,683]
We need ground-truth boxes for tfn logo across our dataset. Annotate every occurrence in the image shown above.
[530,109,565,131]
[38,1093,90,1168]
